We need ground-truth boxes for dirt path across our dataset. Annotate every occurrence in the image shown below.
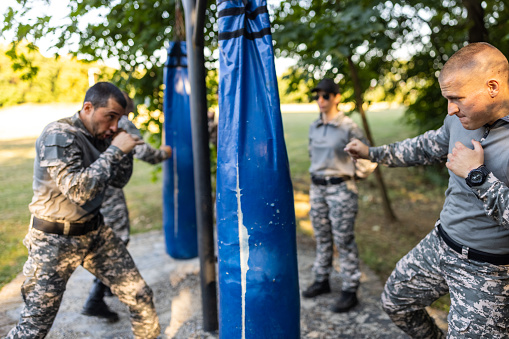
[0,230,446,338]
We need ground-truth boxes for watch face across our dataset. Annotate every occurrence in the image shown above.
[471,171,483,183]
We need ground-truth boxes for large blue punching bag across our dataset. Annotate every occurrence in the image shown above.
[216,1,300,337]
[162,41,198,259]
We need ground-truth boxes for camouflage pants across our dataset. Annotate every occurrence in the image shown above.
[6,223,160,339]
[309,182,361,292]
[102,186,130,244]
[381,224,509,338]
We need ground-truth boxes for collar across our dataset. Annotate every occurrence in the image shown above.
[485,115,509,128]
[500,116,509,123]
[72,111,94,138]
[316,112,345,127]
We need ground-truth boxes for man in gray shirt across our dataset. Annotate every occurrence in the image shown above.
[346,42,509,337]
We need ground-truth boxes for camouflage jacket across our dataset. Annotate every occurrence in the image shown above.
[369,114,509,254]
[29,112,133,223]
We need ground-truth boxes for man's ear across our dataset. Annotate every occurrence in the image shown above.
[334,93,341,103]
[487,79,499,98]
[80,102,95,118]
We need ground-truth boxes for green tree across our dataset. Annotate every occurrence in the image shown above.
[383,0,509,133]
[272,0,400,220]
[1,0,219,145]
[0,44,97,107]
[271,1,400,110]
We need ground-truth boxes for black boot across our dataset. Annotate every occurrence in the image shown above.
[302,279,331,298]
[103,285,113,297]
[330,291,358,313]
[81,280,119,322]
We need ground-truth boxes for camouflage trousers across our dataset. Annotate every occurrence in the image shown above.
[309,182,361,292]
[6,222,160,339]
[102,186,130,244]
[381,223,509,338]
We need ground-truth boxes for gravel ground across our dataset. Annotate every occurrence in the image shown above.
[0,230,446,338]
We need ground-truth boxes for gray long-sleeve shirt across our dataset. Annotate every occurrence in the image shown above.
[369,114,509,254]
[309,113,369,178]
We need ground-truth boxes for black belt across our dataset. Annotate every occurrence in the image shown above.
[437,224,509,265]
[311,176,350,186]
[32,214,101,236]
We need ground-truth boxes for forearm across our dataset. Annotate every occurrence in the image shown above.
[471,173,509,228]
[49,145,125,206]
[134,143,169,164]
[369,129,448,167]
[109,151,133,188]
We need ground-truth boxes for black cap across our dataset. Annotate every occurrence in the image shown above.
[311,78,340,94]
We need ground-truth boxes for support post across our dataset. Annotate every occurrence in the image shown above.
[182,0,218,331]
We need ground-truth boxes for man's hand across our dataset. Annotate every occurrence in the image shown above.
[344,138,370,160]
[160,145,172,158]
[446,139,484,178]
[111,131,144,154]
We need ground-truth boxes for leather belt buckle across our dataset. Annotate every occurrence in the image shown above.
[32,215,100,236]
[437,224,509,265]
[311,176,347,186]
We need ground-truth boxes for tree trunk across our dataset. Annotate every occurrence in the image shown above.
[462,0,489,43]
[347,55,397,222]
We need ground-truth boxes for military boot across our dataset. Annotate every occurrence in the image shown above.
[103,285,113,297]
[330,290,358,313]
[81,279,119,322]
[302,279,331,298]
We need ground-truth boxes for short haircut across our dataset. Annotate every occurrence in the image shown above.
[83,82,127,109]
[440,42,509,82]
[122,91,135,114]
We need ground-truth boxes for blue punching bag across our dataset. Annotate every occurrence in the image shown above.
[162,41,198,259]
[216,1,300,338]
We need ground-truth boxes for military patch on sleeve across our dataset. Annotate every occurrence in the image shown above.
[40,132,75,167]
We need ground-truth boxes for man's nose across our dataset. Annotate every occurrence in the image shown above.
[110,121,118,132]
[448,102,459,115]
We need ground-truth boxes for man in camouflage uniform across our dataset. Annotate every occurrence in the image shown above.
[82,92,172,320]
[346,42,509,338]
[6,82,161,339]
[302,78,375,313]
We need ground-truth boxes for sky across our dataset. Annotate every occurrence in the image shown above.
[0,0,296,76]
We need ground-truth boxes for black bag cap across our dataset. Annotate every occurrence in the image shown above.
[311,78,340,94]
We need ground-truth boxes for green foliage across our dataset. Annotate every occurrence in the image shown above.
[278,69,313,103]
[271,0,400,107]
[0,44,95,107]
[381,0,509,133]
[1,0,219,142]
[4,0,509,144]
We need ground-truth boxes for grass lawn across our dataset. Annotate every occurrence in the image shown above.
[0,104,449,317]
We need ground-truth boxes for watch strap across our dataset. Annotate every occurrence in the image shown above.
[466,165,489,187]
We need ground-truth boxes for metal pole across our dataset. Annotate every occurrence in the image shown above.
[182,0,219,332]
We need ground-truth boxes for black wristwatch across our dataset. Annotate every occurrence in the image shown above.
[465,165,490,187]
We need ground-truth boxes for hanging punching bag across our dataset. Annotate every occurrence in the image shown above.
[162,41,198,259]
[216,1,300,338]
